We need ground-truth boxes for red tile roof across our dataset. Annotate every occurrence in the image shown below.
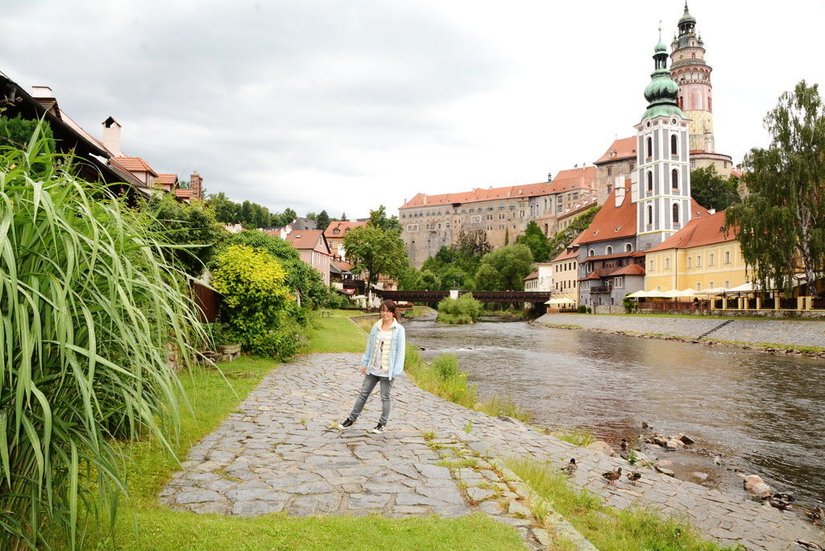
[524,269,539,281]
[400,181,554,209]
[548,166,597,194]
[551,248,579,262]
[594,136,637,165]
[156,173,177,186]
[648,210,736,252]
[609,263,646,276]
[175,189,192,199]
[286,230,330,253]
[571,182,637,246]
[111,156,158,177]
[324,220,366,238]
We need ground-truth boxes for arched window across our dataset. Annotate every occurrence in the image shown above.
[646,137,652,158]
[647,171,653,192]
[672,203,680,224]
[588,249,595,257]
[672,169,679,189]
[605,246,613,255]
[670,134,677,156]
[625,243,633,252]
[647,205,653,225]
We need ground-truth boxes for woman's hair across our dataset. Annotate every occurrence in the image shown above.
[380,299,400,321]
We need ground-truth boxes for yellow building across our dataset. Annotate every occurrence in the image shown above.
[645,210,747,293]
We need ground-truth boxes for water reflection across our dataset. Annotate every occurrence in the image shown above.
[409,319,825,502]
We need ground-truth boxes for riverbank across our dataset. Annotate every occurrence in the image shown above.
[161,351,822,550]
[535,313,825,357]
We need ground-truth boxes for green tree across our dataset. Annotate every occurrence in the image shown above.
[727,80,825,296]
[516,221,551,262]
[476,244,534,291]
[690,165,740,211]
[147,193,224,276]
[206,192,241,224]
[344,224,408,289]
[316,209,331,231]
[0,114,55,150]
[548,205,600,259]
[368,204,402,233]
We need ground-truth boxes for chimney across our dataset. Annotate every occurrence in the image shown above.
[31,85,54,98]
[614,183,626,207]
[189,171,203,200]
[102,116,123,156]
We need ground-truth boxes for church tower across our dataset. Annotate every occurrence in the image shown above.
[670,2,714,154]
[635,29,691,251]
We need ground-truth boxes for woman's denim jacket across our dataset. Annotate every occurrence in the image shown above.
[361,319,406,380]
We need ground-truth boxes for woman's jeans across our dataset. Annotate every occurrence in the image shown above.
[348,374,393,425]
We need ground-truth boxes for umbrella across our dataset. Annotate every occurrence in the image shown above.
[726,282,754,294]
[625,290,649,299]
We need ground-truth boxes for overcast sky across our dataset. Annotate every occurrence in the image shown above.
[3,1,823,220]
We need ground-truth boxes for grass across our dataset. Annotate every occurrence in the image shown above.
[508,458,744,551]
[552,429,596,447]
[70,313,525,550]
[306,309,369,353]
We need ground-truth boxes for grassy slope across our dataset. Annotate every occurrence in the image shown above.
[75,311,522,551]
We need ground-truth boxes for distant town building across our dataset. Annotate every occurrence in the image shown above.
[285,229,332,286]
[324,220,367,261]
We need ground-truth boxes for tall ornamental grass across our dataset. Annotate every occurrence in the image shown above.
[0,129,205,550]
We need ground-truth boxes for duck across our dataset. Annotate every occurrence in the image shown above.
[626,470,642,484]
[562,458,577,477]
[619,438,628,459]
[602,467,622,484]
[803,504,823,525]
[795,540,823,551]
[768,492,793,511]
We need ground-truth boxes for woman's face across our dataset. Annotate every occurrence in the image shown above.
[380,308,393,319]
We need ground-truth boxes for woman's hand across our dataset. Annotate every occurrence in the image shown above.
[359,366,366,375]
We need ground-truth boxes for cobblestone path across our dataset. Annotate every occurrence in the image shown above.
[161,353,824,550]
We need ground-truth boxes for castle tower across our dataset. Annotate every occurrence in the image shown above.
[670,2,714,154]
[635,29,692,251]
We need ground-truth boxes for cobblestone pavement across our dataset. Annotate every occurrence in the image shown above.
[161,353,824,551]
[538,313,825,351]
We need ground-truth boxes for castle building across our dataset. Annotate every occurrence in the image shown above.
[399,167,596,268]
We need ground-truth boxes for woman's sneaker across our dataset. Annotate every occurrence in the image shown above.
[369,423,385,434]
[337,418,354,430]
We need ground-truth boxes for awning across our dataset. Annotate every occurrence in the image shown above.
[545,297,577,306]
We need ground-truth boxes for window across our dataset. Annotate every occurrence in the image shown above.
[614,277,624,289]
[625,243,633,252]
[605,246,613,255]
[406,224,418,232]
[696,255,702,267]
[724,251,730,264]
[588,249,595,257]
[607,167,612,176]
[672,203,680,224]
[672,169,678,190]
[687,257,692,268]
[665,257,671,269]
[647,205,653,225]
[670,134,677,156]
[709,253,715,266]
[647,171,653,192]
[646,136,652,158]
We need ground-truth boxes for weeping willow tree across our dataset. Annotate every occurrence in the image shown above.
[0,126,206,549]
[727,80,825,296]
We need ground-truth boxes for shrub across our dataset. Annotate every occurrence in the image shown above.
[0,131,205,550]
[247,316,307,360]
[211,244,292,352]
[577,305,588,313]
[436,293,483,324]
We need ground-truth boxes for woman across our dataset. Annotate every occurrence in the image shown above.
[338,300,406,434]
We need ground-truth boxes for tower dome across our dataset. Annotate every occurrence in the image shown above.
[641,29,684,121]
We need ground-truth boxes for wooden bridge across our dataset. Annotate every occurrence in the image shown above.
[374,290,552,309]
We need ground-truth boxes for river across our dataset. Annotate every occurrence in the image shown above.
[407,316,825,505]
